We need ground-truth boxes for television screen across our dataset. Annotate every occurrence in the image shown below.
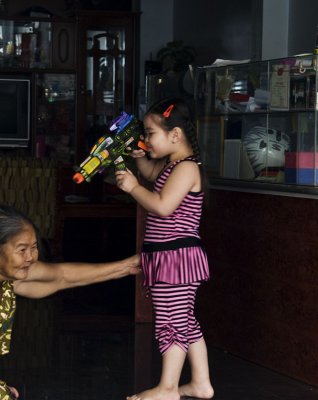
[0,78,30,147]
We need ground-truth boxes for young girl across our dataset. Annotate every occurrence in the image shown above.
[115,98,214,400]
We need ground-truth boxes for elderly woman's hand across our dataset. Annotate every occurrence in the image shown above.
[0,380,19,399]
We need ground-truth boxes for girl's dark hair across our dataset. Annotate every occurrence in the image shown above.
[146,97,210,203]
[146,97,202,164]
[0,204,37,245]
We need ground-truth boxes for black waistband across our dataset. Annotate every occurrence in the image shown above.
[142,237,202,252]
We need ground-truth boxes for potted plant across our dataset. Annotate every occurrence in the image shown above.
[157,40,196,73]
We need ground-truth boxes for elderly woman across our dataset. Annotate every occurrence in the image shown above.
[0,204,140,399]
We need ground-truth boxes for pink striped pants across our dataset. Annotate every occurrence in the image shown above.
[150,282,203,354]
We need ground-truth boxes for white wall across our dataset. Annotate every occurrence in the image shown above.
[262,0,289,60]
[288,0,318,56]
[139,0,174,84]
[140,0,318,68]
[262,0,318,60]
[174,0,262,64]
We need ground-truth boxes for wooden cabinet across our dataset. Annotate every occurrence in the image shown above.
[0,12,139,166]
[0,17,77,162]
[0,12,139,202]
[199,188,318,386]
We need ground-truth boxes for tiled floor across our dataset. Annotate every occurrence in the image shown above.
[1,316,317,400]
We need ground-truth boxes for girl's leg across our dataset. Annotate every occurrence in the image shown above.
[178,338,214,399]
[127,283,190,400]
[178,281,214,399]
[127,344,186,400]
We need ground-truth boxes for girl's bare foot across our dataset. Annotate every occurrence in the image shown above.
[178,382,214,399]
[127,385,180,400]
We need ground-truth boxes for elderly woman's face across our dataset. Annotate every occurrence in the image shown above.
[0,224,38,281]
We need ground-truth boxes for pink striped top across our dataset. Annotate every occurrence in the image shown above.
[141,158,210,286]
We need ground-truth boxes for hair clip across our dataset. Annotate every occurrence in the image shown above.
[163,104,174,118]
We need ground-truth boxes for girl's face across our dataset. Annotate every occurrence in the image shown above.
[0,224,38,281]
[143,114,174,159]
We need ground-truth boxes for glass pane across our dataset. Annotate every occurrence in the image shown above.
[85,27,126,128]
[86,28,125,51]
[0,19,51,68]
[35,73,76,163]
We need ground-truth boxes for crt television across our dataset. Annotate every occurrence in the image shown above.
[0,78,30,147]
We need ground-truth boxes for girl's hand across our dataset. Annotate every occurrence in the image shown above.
[127,135,147,158]
[115,169,139,193]
[130,149,146,158]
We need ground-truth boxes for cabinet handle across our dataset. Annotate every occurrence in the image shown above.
[57,28,69,64]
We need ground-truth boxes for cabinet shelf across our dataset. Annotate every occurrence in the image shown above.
[209,177,318,199]
[213,109,315,117]
[0,67,75,73]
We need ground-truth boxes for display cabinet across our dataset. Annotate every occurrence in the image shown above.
[0,17,77,162]
[194,55,318,196]
[0,12,139,167]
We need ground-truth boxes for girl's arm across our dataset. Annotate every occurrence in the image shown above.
[116,161,201,216]
[13,254,140,299]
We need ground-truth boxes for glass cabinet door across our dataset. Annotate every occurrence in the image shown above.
[0,18,51,68]
[76,12,137,161]
[35,73,76,164]
[86,27,126,127]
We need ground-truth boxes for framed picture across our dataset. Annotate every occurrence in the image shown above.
[269,64,290,110]
[197,116,224,177]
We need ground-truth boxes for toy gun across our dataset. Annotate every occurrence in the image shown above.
[73,112,148,184]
